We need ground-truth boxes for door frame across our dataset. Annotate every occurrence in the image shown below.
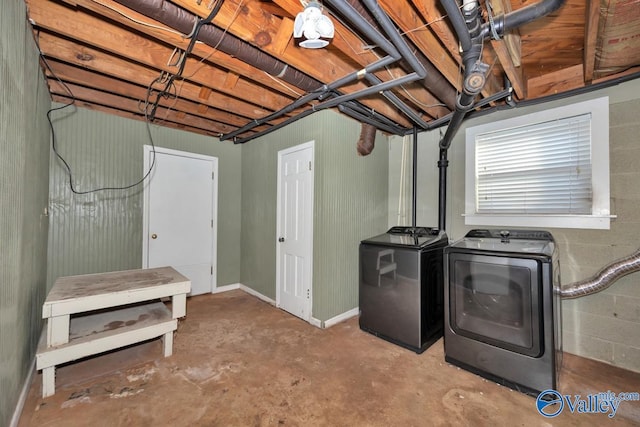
[142,145,219,292]
[275,141,315,321]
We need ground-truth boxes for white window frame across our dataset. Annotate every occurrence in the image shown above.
[464,96,613,230]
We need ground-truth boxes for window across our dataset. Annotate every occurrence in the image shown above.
[465,97,612,229]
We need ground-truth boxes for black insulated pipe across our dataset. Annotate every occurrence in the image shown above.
[412,127,418,227]
[343,0,456,109]
[484,0,565,38]
[436,0,565,230]
[221,54,400,141]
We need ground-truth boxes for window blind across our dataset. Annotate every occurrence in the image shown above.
[475,113,592,214]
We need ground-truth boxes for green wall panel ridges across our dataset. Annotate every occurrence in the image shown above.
[47,108,242,289]
[241,110,388,321]
[0,1,51,423]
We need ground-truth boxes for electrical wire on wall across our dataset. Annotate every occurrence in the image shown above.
[36,31,158,195]
[35,0,224,194]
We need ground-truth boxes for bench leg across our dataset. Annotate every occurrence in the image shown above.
[162,331,173,357]
[42,367,55,398]
[171,293,186,319]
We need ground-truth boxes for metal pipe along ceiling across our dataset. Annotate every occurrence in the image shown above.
[436,0,566,231]
[227,0,443,142]
[343,0,456,110]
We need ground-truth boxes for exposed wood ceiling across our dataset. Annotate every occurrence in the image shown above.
[25,0,640,143]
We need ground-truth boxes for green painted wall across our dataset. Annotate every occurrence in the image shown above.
[0,1,51,423]
[241,110,388,321]
[389,78,640,373]
[47,107,242,288]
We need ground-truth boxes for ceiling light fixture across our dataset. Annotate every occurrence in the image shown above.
[293,1,334,49]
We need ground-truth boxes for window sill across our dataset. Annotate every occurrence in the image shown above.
[463,214,616,230]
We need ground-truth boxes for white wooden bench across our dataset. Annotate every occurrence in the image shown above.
[36,267,191,398]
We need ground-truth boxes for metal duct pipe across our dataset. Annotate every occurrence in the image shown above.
[114,0,323,92]
[560,248,640,299]
[356,123,377,156]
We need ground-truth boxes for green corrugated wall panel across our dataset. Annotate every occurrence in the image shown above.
[313,113,388,320]
[47,108,242,288]
[241,110,388,321]
[0,2,51,423]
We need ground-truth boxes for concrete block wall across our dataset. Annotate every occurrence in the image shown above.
[558,96,640,372]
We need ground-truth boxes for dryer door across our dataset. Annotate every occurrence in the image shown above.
[448,253,543,358]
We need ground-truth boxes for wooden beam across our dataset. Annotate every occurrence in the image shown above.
[378,0,461,90]
[171,0,412,127]
[37,32,272,121]
[223,72,241,91]
[490,0,521,67]
[489,39,526,99]
[51,94,228,138]
[412,0,461,64]
[583,0,600,83]
[380,0,501,100]
[44,59,274,132]
[48,79,235,134]
[27,0,294,113]
[272,17,294,56]
[527,64,584,99]
[72,0,303,98]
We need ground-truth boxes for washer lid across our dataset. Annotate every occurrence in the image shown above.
[362,226,447,249]
[450,229,555,256]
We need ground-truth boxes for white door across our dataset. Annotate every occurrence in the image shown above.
[143,146,217,296]
[276,142,314,321]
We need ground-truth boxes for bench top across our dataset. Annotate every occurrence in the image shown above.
[43,267,190,317]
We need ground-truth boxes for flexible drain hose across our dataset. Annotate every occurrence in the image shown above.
[560,247,640,299]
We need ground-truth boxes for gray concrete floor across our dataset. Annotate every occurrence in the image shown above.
[18,290,640,426]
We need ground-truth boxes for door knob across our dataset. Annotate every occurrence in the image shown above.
[278,237,285,242]
[151,233,158,239]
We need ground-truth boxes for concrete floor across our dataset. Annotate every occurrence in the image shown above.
[18,290,640,426]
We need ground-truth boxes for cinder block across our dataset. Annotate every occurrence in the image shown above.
[562,292,616,318]
[612,343,640,373]
[610,99,640,126]
[603,275,640,298]
[563,331,614,365]
[610,147,640,174]
[611,124,640,151]
[572,312,640,345]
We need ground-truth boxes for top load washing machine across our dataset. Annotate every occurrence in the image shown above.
[359,226,448,353]
[444,229,562,396]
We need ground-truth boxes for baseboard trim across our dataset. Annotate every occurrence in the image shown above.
[238,284,276,306]
[11,357,36,427]
[309,317,323,328]
[210,284,358,329]
[323,307,360,329]
[211,283,240,294]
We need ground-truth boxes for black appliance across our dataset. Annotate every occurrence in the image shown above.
[359,226,448,353]
[444,229,562,396]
